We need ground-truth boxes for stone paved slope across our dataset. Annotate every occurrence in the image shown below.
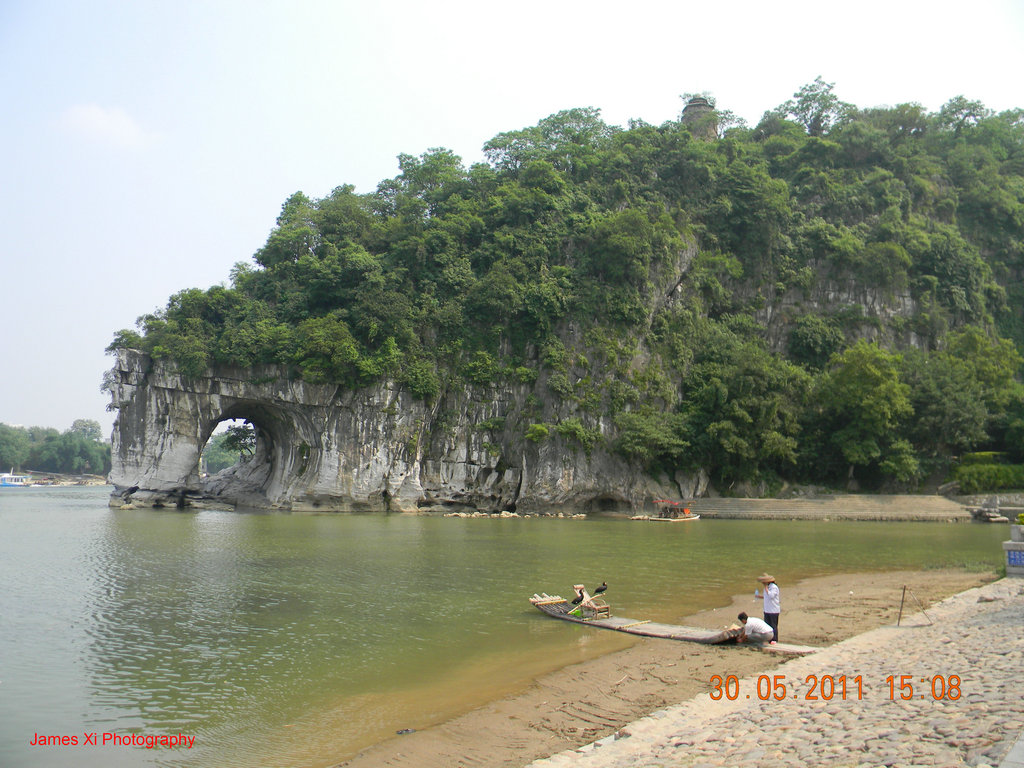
[685,494,971,521]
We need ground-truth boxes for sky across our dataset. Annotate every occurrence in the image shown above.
[2,0,1022,438]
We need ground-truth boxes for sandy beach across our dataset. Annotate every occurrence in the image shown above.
[333,568,997,768]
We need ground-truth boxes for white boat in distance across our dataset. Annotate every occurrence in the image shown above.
[0,470,33,487]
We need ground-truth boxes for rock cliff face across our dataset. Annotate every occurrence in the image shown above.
[106,239,927,514]
[754,275,923,352]
[107,348,702,513]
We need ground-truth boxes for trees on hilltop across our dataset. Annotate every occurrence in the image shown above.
[107,82,1024,491]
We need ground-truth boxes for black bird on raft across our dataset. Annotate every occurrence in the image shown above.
[571,589,585,605]
[594,582,608,595]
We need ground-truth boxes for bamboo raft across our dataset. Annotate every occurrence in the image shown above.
[529,593,818,655]
[629,514,700,522]
[631,499,700,521]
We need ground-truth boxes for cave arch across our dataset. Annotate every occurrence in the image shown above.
[197,415,272,504]
[582,494,633,516]
[194,399,320,508]
[106,350,348,510]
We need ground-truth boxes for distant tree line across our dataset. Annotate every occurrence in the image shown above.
[107,80,1024,492]
[0,419,111,475]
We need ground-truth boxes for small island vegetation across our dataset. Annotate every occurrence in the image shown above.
[107,80,1024,494]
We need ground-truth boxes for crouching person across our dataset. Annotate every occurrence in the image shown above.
[737,612,775,645]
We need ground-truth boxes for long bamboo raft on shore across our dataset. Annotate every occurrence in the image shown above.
[529,593,818,655]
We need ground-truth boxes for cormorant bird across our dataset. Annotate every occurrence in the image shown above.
[594,582,608,595]
[571,589,585,605]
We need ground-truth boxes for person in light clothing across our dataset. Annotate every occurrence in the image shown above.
[758,573,780,643]
[737,612,774,644]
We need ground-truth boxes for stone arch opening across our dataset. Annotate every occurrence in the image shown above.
[200,418,253,476]
[195,401,290,507]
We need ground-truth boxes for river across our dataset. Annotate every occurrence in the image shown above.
[0,485,1007,767]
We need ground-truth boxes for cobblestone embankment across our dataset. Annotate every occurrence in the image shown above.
[529,578,1024,768]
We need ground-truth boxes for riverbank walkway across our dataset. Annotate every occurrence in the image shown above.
[685,494,972,521]
[529,577,1024,768]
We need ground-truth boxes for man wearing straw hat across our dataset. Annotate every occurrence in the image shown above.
[758,573,780,643]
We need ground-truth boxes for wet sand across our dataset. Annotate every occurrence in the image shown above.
[332,568,996,768]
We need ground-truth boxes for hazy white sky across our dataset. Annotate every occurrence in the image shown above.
[2,0,1022,436]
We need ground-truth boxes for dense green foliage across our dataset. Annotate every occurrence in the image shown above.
[110,82,1024,492]
[954,462,1024,494]
[0,420,111,475]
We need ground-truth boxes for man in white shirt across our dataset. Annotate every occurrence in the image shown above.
[737,612,774,644]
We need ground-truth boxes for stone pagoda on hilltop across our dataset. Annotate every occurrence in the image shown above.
[681,96,718,139]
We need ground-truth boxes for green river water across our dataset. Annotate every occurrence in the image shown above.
[0,485,1007,767]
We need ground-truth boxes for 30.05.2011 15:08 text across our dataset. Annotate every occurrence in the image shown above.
[709,674,963,702]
